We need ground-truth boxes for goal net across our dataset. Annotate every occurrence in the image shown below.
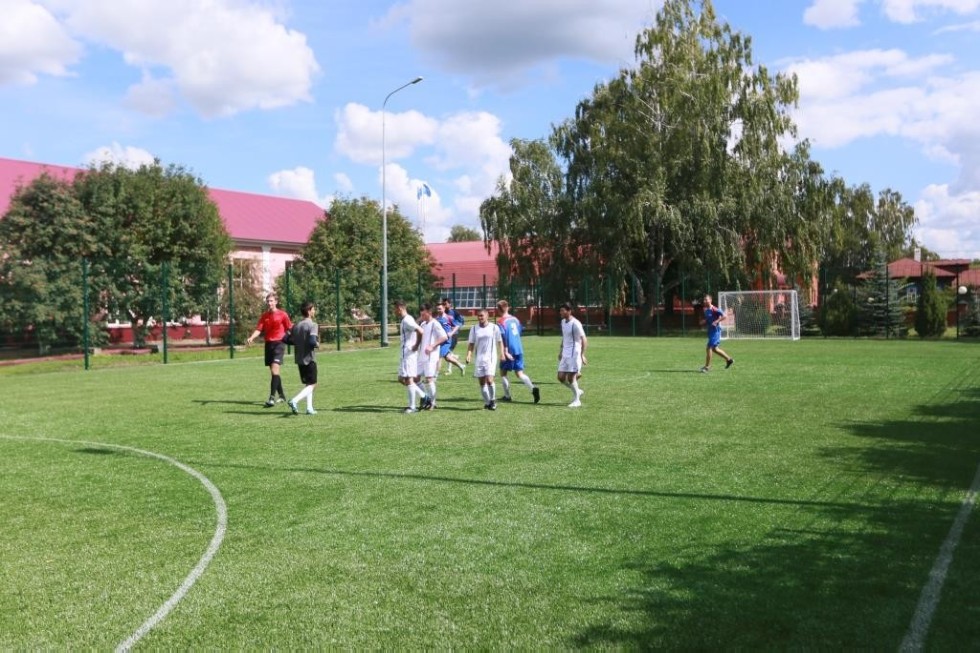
[717,290,800,341]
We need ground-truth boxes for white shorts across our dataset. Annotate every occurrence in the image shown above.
[473,361,495,379]
[558,354,581,374]
[399,351,419,378]
[417,351,439,378]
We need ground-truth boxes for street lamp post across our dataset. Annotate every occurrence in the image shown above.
[380,76,423,348]
[957,284,968,339]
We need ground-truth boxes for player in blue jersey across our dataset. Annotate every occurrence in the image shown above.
[496,300,540,404]
[434,302,465,376]
[440,297,466,375]
[701,294,734,373]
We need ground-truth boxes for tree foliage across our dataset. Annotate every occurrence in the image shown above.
[482,0,828,329]
[0,162,232,351]
[858,250,906,337]
[447,225,482,242]
[914,270,947,338]
[280,197,436,326]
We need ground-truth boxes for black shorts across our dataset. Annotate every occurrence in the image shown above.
[264,340,286,366]
[298,361,318,385]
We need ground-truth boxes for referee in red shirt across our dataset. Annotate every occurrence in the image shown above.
[246,293,293,407]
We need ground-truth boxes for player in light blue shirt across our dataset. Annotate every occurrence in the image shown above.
[701,294,734,373]
[496,300,539,404]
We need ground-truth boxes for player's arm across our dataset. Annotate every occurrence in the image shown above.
[412,325,424,352]
[246,315,265,345]
[496,328,506,362]
[580,330,588,365]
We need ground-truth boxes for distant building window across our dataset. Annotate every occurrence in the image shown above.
[441,286,498,309]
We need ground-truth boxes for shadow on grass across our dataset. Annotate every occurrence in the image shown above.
[570,368,980,648]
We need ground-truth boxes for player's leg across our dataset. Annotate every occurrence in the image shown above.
[500,370,511,400]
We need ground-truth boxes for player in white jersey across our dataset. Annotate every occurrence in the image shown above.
[395,300,430,413]
[415,302,448,409]
[465,308,506,410]
[557,302,588,407]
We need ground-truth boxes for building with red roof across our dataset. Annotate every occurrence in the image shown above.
[0,156,325,292]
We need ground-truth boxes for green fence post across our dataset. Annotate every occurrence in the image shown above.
[161,261,169,364]
[285,262,292,355]
[482,274,487,310]
[336,269,342,352]
[655,273,662,337]
[452,273,457,306]
[681,269,687,336]
[607,275,613,336]
[83,258,90,371]
[631,274,637,337]
[228,262,235,359]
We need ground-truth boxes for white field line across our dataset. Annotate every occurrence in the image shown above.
[899,462,980,652]
[0,435,226,651]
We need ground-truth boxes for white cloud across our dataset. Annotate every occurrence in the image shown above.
[914,184,980,257]
[333,172,354,193]
[0,0,81,84]
[881,0,980,23]
[804,0,865,29]
[267,166,331,208]
[787,47,980,256]
[334,103,438,165]
[934,18,980,31]
[40,0,319,117]
[380,0,653,86]
[83,142,155,169]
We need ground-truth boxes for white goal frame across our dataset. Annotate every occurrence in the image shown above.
[717,290,800,341]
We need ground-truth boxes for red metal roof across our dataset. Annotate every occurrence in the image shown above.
[859,257,957,280]
[426,240,499,287]
[0,156,324,246]
[958,268,980,288]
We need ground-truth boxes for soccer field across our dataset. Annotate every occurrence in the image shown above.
[1,337,979,648]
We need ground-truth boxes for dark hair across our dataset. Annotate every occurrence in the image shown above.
[560,302,573,312]
[497,299,509,311]
[420,302,432,313]
[301,301,314,317]
[394,299,407,310]
[441,297,453,305]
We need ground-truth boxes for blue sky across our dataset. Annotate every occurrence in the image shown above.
[1,0,979,257]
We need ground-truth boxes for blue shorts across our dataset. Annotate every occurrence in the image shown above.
[500,353,525,372]
[707,333,722,348]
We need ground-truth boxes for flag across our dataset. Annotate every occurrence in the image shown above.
[416,183,431,200]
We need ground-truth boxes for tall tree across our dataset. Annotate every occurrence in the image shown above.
[71,162,232,346]
[281,196,436,325]
[0,162,232,351]
[914,270,947,338]
[483,0,813,328]
[447,225,482,242]
[0,173,103,353]
[481,138,579,304]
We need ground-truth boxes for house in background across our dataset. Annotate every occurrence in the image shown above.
[1,156,499,302]
[0,156,325,296]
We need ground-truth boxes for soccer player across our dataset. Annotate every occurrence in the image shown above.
[287,301,319,415]
[701,294,734,372]
[246,292,293,407]
[415,302,448,410]
[496,300,540,404]
[441,297,465,375]
[465,308,505,410]
[434,302,465,375]
[557,302,588,408]
[395,300,430,413]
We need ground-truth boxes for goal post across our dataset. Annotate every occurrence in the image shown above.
[717,290,800,341]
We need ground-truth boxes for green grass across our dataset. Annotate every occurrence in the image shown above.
[1,337,979,648]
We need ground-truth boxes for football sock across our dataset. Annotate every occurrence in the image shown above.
[520,375,534,390]
[501,377,511,397]
[427,381,437,403]
[406,386,416,408]
[292,385,313,405]
[274,375,285,398]
[488,383,496,400]
[481,385,491,403]
[570,379,581,399]
[270,377,277,397]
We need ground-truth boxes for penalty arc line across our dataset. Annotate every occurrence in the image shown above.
[899,461,980,653]
[0,435,227,652]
